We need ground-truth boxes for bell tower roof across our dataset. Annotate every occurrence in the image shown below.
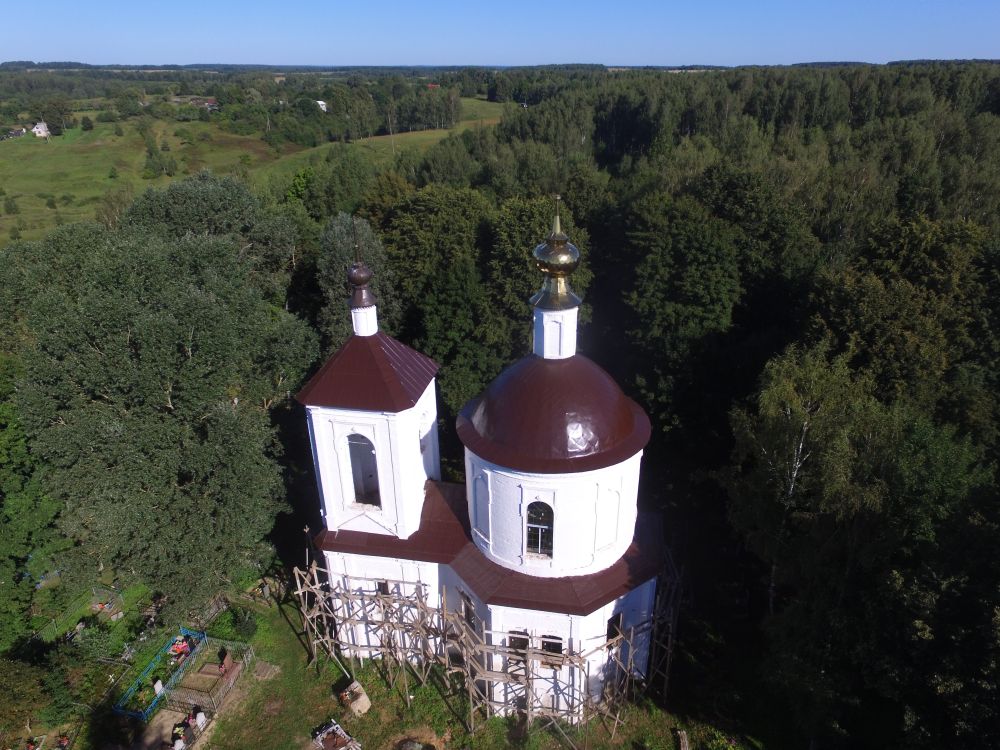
[296,332,438,412]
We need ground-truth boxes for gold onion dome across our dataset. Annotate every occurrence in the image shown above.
[529,200,582,310]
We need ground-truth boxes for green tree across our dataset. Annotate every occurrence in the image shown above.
[381,185,504,414]
[624,193,742,429]
[35,95,73,135]
[125,172,298,307]
[0,658,49,735]
[0,355,61,652]
[0,223,317,611]
[727,342,994,745]
[811,217,991,426]
[316,214,400,351]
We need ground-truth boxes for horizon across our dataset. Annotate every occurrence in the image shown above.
[2,0,998,68]
[4,59,1000,71]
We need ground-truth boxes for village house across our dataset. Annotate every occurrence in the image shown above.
[31,121,50,138]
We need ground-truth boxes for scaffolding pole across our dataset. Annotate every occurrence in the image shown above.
[293,563,679,749]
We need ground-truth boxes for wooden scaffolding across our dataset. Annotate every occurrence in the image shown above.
[293,561,678,747]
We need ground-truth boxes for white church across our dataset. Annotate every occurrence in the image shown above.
[296,215,667,715]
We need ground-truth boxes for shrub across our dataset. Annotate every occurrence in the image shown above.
[232,607,257,640]
[208,606,257,641]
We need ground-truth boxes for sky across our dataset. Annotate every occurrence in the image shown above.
[1,0,998,67]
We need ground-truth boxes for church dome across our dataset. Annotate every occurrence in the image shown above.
[456,354,651,474]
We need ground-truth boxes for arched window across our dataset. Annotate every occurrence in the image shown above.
[526,501,553,558]
[347,434,380,507]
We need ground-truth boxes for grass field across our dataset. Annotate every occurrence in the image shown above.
[251,96,504,186]
[197,599,747,750]
[0,97,504,243]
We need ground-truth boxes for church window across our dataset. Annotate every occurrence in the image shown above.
[526,501,554,558]
[461,592,477,631]
[347,434,380,507]
[606,612,623,646]
[541,634,563,667]
[473,475,490,540]
[508,630,529,652]
[508,629,528,663]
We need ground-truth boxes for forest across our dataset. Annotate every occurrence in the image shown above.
[1,61,999,748]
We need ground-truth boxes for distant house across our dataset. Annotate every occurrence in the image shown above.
[31,121,50,138]
[190,97,219,112]
[426,83,440,89]
[316,100,328,113]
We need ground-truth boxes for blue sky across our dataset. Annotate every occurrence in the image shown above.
[1,0,997,66]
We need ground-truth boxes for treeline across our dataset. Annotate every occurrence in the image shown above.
[0,67,467,147]
[1,62,999,747]
[212,77,463,146]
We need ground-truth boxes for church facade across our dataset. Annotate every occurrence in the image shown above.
[296,217,665,713]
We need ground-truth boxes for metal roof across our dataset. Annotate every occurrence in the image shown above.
[314,481,663,617]
[296,332,438,412]
[456,354,651,474]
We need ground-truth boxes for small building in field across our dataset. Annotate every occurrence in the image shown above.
[31,121,50,138]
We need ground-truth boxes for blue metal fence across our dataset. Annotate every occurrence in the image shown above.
[113,626,207,721]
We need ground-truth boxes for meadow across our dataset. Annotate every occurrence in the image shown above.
[0,97,503,243]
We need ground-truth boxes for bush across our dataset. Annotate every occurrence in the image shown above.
[232,607,257,639]
[208,606,257,641]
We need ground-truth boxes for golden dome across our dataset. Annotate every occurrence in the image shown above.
[529,203,582,310]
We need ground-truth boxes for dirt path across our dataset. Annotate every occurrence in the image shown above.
[131,708,187,750]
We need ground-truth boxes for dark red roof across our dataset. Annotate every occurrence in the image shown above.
[296,332,438,411]
[456,355,651,474]
[314,481,664,616]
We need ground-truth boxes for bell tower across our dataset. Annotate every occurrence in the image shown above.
[297,260,440,539]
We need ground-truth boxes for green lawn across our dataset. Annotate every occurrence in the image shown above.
[460,96,505,123]
[201,599,746,750]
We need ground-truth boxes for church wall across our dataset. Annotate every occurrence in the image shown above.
[323,550,441,655]
[439,564,488,633]
[464,451,643,578]
[489,575,657,703]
